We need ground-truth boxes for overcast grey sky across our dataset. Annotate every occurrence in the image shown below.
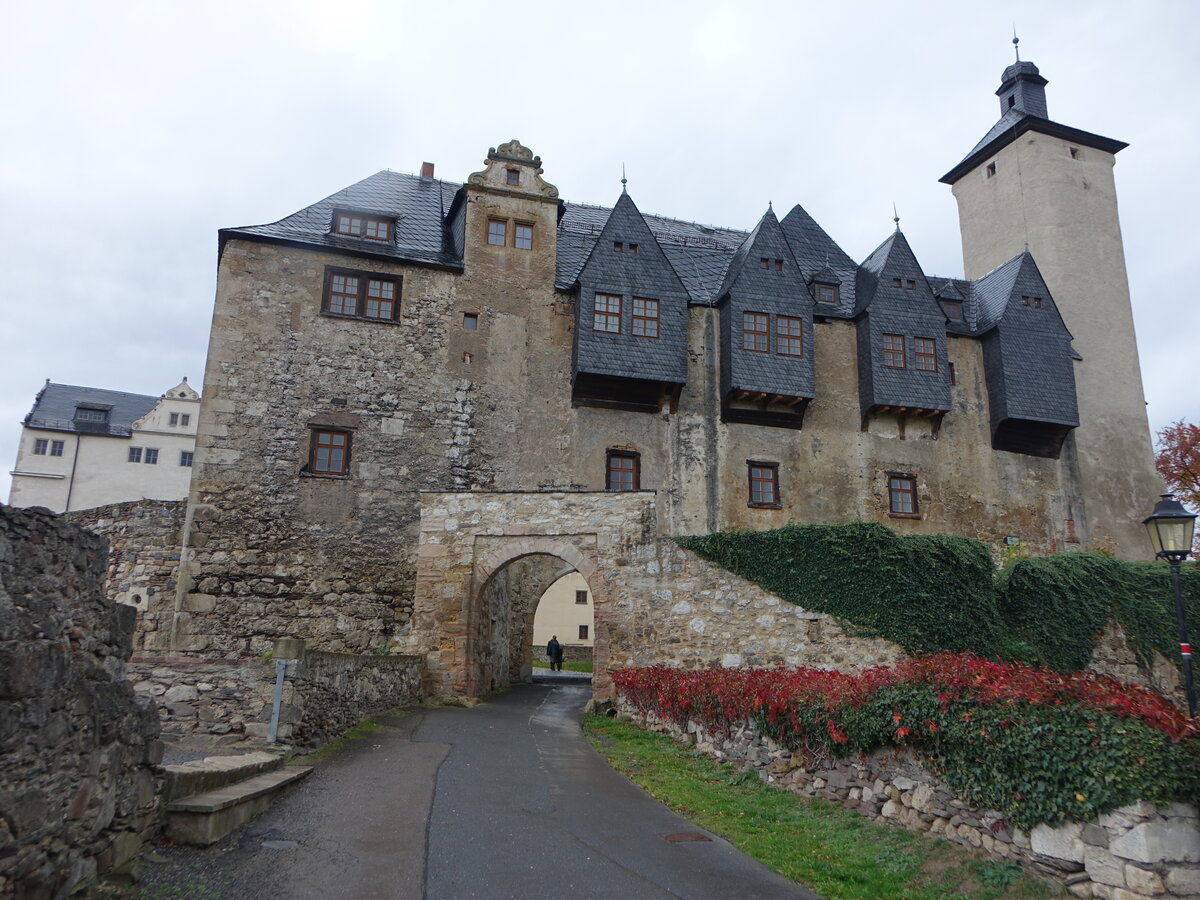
[2,0,1196,501]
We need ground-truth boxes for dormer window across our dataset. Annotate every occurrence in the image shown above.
[333,212,392,242]
[506,168,520,186]
[74,407,109,424]
[815,284,838,304]
[1022,295,1043,309]
[941,301,963,320]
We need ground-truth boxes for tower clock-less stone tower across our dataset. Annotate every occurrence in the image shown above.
[941,57,1162,556]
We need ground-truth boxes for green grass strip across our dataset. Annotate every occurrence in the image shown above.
[583,715,1055,900]
[532,659,594,673]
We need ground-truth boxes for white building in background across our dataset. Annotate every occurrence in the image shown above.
[532,572,595,649]
[7,379,200,512]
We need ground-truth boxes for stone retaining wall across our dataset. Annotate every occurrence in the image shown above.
[618,702,1200,899]
[64,500,186,655]
[130,648,422,750]
[0,505,163,897]
[533,645,593,664]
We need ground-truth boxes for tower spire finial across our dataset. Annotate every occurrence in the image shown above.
[1013,26,1020,62]
[893,201,900,231]
[621,163,627,193]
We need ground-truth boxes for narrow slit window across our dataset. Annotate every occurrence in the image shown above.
[743,312,769,352]
[593,294,621,333]
[632,297,659,339]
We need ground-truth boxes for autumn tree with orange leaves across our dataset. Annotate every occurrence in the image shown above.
[1155,420,1200,512]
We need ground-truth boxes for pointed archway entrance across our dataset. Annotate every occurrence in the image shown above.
[401,490,658,701]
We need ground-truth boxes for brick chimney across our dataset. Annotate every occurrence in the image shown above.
[420,161,435,178]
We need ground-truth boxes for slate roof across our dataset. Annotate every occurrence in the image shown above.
[23,383,158,438]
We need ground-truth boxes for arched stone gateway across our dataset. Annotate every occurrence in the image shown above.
[401,489,903,702]
[402,490,657,700]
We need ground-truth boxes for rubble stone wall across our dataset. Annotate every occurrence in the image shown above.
[64,499,186,654]
[619,702,1200,900]
[0,505,162,897]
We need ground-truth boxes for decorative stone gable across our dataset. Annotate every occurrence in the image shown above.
[467,139,559,199]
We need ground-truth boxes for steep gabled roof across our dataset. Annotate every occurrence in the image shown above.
[779,204,857,316]
[714,207,800,300]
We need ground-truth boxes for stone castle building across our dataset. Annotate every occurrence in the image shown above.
[165,56,1160,683]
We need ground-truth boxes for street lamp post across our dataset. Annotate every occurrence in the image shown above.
[1143,493,1197,717]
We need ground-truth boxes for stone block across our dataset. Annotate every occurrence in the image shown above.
[1110,821,1200,864]
[1084,847,1126,887]
[1122,865,1163,896]
[1165,866,1200,895]
[1032,822,1086,862]
[1082,823,1111,848]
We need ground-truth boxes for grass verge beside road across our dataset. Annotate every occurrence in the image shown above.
[532,659,594,673]
[582,715,1056,900]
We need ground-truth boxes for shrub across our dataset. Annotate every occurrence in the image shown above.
[613,654,1199,830]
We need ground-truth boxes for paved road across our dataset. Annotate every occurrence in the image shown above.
[139,682,817,899]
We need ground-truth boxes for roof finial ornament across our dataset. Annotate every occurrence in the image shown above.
[1013,26,1020,62]
[621,163,628,193]
[892,201,900,231]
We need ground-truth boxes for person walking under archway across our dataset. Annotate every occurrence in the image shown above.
[547,635,564,672]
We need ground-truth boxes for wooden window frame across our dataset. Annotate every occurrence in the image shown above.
[309,429,351,477]
[606,449,640,491]
[575,590,589,605]
[815,284,838,304]
[332,211,393,243]
[321,268,401,323]
[579,624,589,640]
[776,316,803,357]
[942,301,962,320]
[882,333,906,369]
[888,473,919,518]
[632,297,659,339]
[505,168,520,186]
[487,219,507,246]
[593,293,622,333]
[914,337,938,372]
[743,312,769,353]
[748,461,781,509]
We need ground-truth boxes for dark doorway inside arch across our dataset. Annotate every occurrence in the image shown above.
[471,553,595,696]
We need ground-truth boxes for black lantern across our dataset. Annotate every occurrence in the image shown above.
[1143,493,1197,717]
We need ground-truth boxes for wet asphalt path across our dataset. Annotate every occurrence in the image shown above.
[139,682,817,899]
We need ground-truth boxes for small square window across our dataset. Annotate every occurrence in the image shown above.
[180,451,194,467]
[775,259,784,272]
[815,284,838,304]
[181,413,190,426]
[33,438,48,455]
[776,316,803,357]
[888,473,919,517]
[311,429,350,476]
[169,412,179,426]
[759,257,770,269]
[575,590,589,605]
[514,224,533,251]
[128,447,142,463]
[506,168,520,186]
[144,448,159,465]
[463,312,479,331]
[743,312,769,353]
[882,333,906,368]
[628,243,639,255]
[892,278,902,288]
[593,293,621,333]
[906,280,916,290]
[50,440,64,457]
[606,449,639,491]
[632,297,659,339]
[1069,147,1080,160]
[578,624,589,640]
[748,462,781,508]
[487,219,507,246]
[614,241,624,253]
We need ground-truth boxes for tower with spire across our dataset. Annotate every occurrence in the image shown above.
[940,48,1160,555]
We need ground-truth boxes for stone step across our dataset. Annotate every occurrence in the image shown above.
[164,766,313,845]
[162,750,284,802]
